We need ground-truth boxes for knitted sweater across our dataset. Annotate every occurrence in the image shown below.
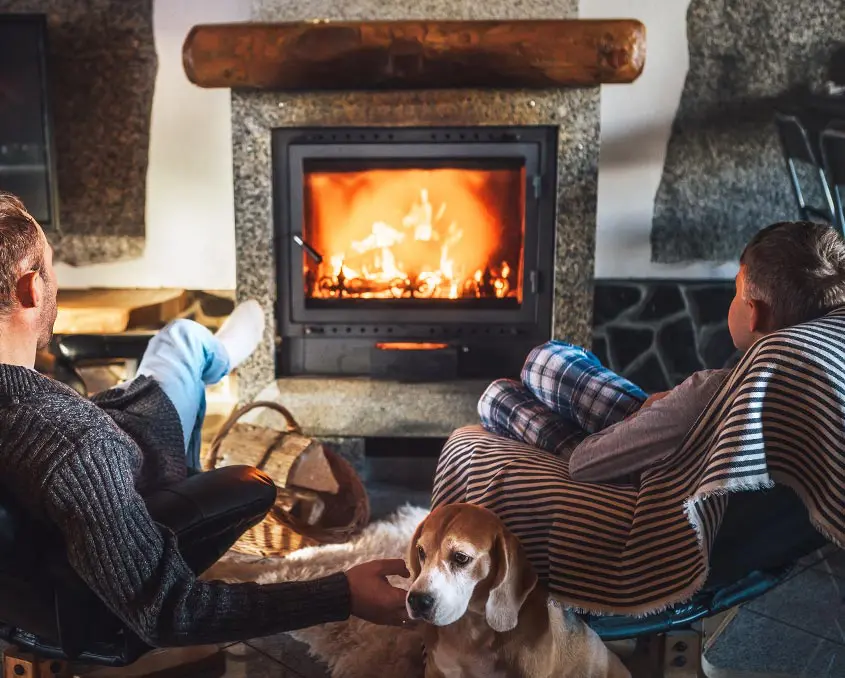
[0,364,351,646]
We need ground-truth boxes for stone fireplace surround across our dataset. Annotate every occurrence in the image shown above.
[223,1,631,438]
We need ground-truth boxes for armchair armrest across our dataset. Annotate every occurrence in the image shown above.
[0,465,276,666]
[46,333,155,395]
[51,333,154,364]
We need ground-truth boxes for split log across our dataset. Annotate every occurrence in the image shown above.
[210,423,340,495]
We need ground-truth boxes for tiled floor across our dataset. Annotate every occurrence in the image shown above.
[705,548,845,677]
[221,638,330,678]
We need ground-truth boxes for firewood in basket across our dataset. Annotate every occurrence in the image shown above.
[210,423,340,495]
[284,437,340,495]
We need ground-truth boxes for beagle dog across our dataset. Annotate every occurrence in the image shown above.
[407,504,630,678]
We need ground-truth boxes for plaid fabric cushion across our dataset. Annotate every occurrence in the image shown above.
[478,341,647,455]
[478,379,584,456]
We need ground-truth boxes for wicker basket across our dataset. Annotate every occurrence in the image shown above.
[206,401,370,557]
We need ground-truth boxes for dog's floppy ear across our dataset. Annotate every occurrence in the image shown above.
[485,528,538,633]
[408,515,428,579]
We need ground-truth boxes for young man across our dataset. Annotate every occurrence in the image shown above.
[479,221,845,484]
[0,192,411,647]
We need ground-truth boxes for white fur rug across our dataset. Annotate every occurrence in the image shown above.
[204,505,430,678]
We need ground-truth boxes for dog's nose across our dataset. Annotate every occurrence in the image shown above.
[408,592,435,616]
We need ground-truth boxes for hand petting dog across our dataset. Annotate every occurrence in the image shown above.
[346,558,416,628]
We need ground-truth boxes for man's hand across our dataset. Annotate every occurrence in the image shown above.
[346,559,413,628]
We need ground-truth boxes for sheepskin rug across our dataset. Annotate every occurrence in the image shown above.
[204,505,429,678]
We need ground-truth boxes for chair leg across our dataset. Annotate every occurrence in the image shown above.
[817,167,836,223]
[663,630,706,677]
[2,645,226,678]
[786,158,810,221]
[834,185,845,238]
[626,620,796,678]
[2,648,70,678]
[626,629,706,678]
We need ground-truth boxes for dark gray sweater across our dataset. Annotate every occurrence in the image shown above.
[0,364,351,646]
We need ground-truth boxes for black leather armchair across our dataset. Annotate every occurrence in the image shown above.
[48,333,156,395]
[0,464,276,674]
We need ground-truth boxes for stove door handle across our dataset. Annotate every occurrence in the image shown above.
[293,234,324,264]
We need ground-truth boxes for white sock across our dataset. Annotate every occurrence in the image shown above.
[215,299,265,369]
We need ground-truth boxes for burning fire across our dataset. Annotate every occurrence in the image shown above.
[302,168,521,301]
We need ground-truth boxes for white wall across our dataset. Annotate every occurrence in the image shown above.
[582,0,738,279]
[57,0,738,289]
[56,0,249,290]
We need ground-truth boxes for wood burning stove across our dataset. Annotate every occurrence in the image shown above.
[273,126,557,380]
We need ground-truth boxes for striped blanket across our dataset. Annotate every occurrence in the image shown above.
[432,307,845,615]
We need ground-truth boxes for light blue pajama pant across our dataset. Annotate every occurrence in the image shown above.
[133,319,231,471]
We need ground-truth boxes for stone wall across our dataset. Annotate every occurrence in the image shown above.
[592,280,738,393]
[0,0,155,265]
[651,0,843,263]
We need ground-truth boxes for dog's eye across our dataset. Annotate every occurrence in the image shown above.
[452,552,472,566]
[417,545,425,562]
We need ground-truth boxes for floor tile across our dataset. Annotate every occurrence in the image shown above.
[746,568,845,644]
[223,643,304,677]
[804,642,845,678]
[247,633,331,677]
[817,548,845,580]
[799,544,839,570]
[706,609,844,676]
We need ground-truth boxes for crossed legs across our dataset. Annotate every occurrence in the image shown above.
[478,341,647,457]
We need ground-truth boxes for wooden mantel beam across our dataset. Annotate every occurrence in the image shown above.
[183,19,646,91]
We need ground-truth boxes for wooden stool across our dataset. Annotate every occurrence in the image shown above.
[3,648,69,678]
[2,645,225,678]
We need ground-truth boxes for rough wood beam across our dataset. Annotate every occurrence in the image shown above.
[183,19,646,91]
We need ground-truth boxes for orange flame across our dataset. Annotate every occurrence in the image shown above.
[303,167,523,301]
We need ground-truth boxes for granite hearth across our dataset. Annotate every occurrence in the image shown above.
[232,87,599,437]
[223,4,632,437]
